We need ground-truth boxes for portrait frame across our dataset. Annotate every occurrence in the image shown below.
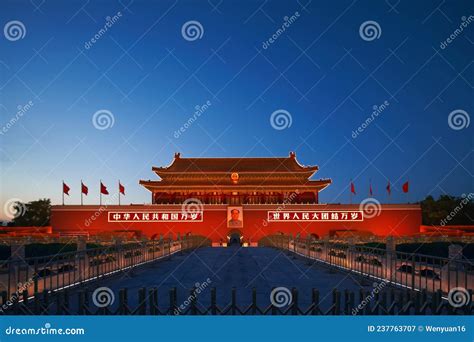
[227,206,243,228]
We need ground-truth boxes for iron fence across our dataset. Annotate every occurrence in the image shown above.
[0,235,210,299]
[1,235,472,315]
[3,286,472,315]
[259,235,474,296]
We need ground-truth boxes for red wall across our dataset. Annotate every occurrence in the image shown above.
[50,204,421,243]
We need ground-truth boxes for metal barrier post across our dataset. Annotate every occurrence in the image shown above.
[347,238,355,270]
[385,236,396,284]
[9,243,25,298]
[116,237,124,271]
[447,244,463,292]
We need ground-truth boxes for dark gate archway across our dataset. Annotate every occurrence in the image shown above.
[227,229,243,246]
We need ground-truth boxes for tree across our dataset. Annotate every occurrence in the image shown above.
[420,195,474,226]
[10,198,51,226]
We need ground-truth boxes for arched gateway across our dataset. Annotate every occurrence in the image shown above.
[227,229,243,246]
[50,152,422,242]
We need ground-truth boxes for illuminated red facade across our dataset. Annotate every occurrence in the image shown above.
[51,153,422,243]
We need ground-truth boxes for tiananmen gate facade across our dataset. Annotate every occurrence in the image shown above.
[50,153,421,244]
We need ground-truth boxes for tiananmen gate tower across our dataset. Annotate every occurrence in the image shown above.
[50,152,421,244]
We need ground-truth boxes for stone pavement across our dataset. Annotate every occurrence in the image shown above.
[76,246,378,311]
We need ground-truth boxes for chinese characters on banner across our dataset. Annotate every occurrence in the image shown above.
[267,211,363,222]
[108,211,203,222]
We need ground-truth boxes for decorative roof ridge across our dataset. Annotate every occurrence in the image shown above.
[152,151,319,172]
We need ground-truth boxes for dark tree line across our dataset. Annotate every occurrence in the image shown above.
[9,198,51,226]
[419,195,474,226]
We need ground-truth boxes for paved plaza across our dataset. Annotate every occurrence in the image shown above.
[77,246,378,311]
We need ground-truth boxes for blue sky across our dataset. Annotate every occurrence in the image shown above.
[0,0,473,217]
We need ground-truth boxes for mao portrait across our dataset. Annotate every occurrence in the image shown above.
[227,207,243,228]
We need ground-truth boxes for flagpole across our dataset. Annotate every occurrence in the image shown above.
[100,179,102,206]
[389,180,391,204]
[81,180,83,206]
[62,180,64,205]
[407,177,410,204]
[118,180,121,206]
[350,179,352,204]
[387,180,390,204]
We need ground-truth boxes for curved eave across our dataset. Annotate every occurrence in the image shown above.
[314,179,332,192]
[139,179,331,192]
[151,158,319,176]
[292,156,319,174]
[152,168,319,177]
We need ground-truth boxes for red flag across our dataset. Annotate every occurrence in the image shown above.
[386,181,391,195]
[369,183,373,196]
[402,181,409,193]
[63,182,70,195]
[100,182,109,195]
[350,182,356,195]
[81,182,88,195]
[119,182,125,195]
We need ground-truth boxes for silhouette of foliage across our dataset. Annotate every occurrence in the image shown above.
[420,195,473,226]
[10,198,51,226]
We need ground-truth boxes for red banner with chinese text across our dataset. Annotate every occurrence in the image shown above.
[108,211,203,222]
[267,210,363,222]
